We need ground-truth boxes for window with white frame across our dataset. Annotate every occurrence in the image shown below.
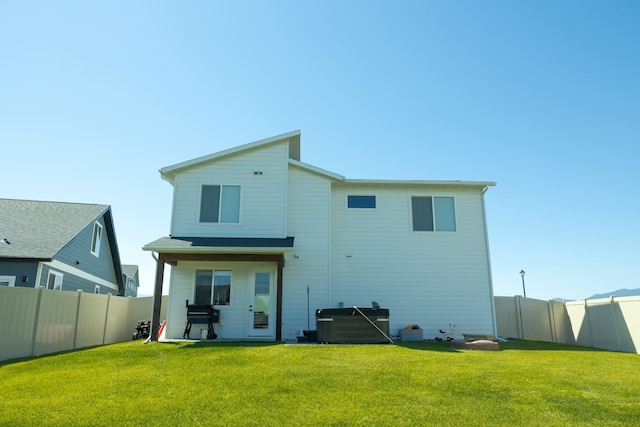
[47,271,64,290]
[194,270,232,305]
[199,185,241,223]
[411,196,457,232]
[91,222,103,256]
[0,275,16,286]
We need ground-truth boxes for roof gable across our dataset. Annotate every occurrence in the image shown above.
[160,130,301,184]
[288,159,345,181]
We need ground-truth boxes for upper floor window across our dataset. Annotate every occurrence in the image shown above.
[411,196,456,232]
[348,195,376,209]
[200,185,241,223]
[91,222,103,256]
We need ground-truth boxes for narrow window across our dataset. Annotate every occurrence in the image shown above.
[194,270,213,305]
[200,185,241,223]
[220,186,241,222]
[91,222,103,256]
[434,197,456,231]
[213,271,232,305]
[47,271,63,290]
[200,186,221,222]
[348,195,376,209]
[412,197,434,231]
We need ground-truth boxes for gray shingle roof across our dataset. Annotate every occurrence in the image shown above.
[0,199,109,259]
[121,264,138,278]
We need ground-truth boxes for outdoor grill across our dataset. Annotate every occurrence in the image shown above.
[183,301,219,340]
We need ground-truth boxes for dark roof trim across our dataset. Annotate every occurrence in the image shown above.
[171,236,294,248]
[0,257,50,262]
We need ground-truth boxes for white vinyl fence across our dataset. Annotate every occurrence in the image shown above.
[0,286,167,362]
[495,295,640,354]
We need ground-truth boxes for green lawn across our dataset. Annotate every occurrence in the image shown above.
[1,340,639,426]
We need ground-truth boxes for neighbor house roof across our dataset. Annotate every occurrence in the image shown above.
[121,264,139,278]
[0,199,112,260]
[143,236,295,254]
[0,198,124,291]
[159,130,302,184]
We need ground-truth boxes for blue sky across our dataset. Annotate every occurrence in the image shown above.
[1,1,638,300]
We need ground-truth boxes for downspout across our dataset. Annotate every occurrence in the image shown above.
[481,185,499,339]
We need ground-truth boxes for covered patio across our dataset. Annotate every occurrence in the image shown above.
[143,236,294,341]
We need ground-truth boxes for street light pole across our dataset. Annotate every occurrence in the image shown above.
[520,270,526,298]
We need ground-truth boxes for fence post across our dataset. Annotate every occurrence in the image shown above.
[30,287,44,358]
[126,296,134,340]
[515,296,524,339]
[610,296,622,352]
[547,300,557,343]
[102,293,111,345]
[72,290,83,350]
[584,299,594,348]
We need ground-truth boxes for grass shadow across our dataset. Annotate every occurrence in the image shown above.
[0,344,110,367]
[394,341,463,352]
[498,339,619,352]
[172,340,284,350]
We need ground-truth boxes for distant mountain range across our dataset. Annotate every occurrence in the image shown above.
[552,288,640,302]
[587,288,640,300]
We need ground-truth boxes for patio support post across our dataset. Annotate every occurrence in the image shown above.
[276,258,284,341]
[150,254,165,341]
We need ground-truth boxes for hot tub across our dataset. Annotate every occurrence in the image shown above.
[316,307,390,344]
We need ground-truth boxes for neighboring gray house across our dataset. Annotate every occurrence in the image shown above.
[121,264,139,297]
[0,199,124,295]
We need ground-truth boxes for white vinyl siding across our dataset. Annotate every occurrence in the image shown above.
[171,142,289,238]
[283,165,334,338]
[331,187,494,336]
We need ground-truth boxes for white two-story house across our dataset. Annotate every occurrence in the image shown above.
[143,130,497,341]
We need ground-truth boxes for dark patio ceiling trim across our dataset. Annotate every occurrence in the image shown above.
[159,252,285,266]
[174,236,294,248]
